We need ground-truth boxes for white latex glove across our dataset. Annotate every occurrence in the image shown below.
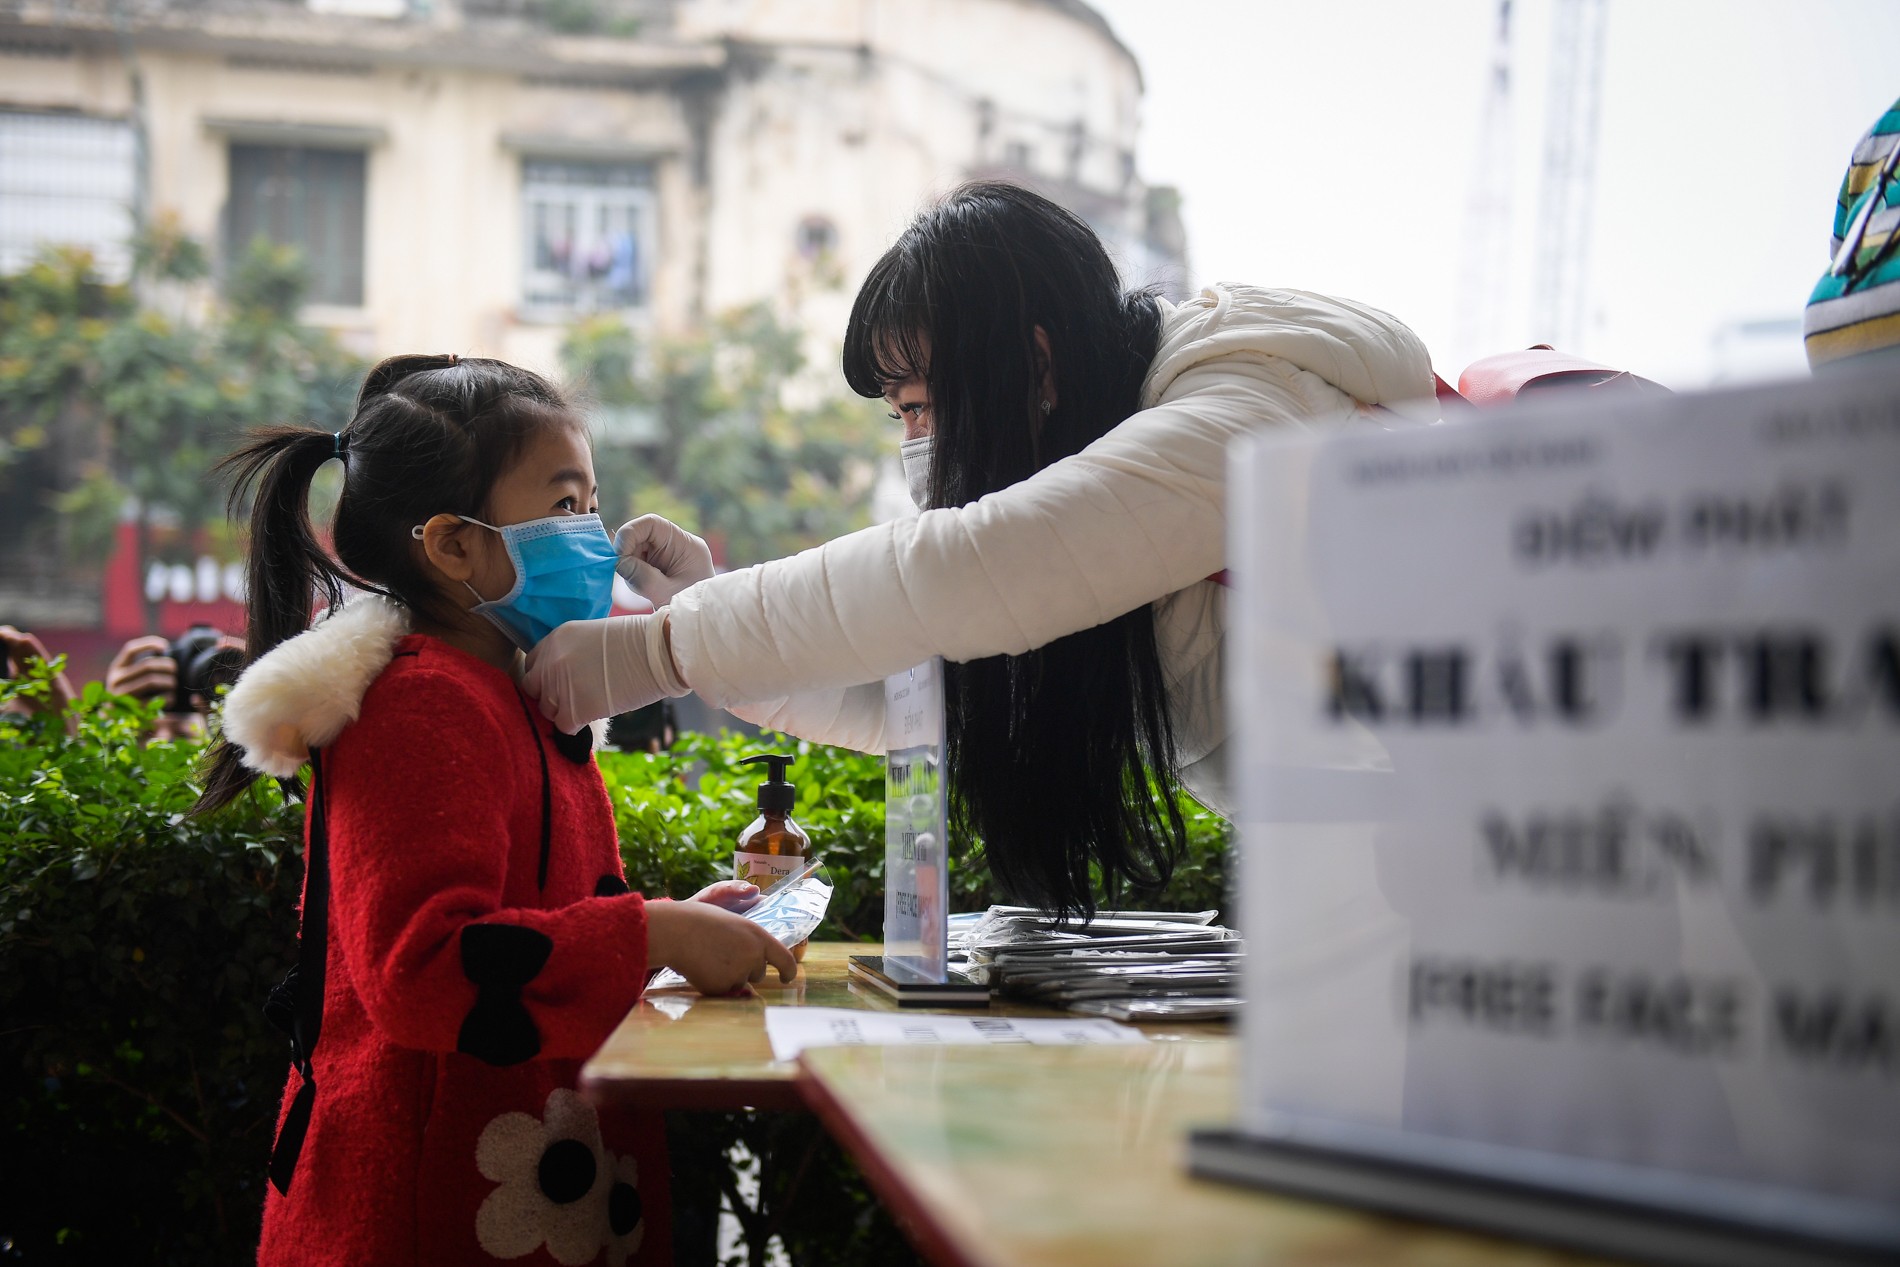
[615,514,715,608]
[523,611,689,734]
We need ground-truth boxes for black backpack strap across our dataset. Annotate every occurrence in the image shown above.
[266,746,331,1196]
[511,686,554,891]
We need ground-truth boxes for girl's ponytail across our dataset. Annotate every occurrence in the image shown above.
[222,426,352,662]
[195,425,349,813]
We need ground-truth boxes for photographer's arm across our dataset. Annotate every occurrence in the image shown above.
[1,626,79,737]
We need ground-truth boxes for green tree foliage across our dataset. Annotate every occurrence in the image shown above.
[563,306,888,567]
[0,223,361,586]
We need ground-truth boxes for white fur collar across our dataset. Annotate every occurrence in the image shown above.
[221,596,412,777]
[220,596,608,777]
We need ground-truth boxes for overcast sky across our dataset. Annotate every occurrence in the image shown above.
[1088,0,1900,389]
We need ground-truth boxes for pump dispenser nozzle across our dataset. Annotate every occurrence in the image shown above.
[740,753,797,813]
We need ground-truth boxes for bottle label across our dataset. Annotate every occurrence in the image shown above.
[735,850,802,886]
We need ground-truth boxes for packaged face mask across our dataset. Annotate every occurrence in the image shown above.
[431,512,618,651]
[743,869,833,947]
[647,867,834,993]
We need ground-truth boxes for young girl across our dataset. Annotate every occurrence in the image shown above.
[196,354,795,1266]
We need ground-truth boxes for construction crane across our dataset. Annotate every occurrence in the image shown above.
[1531,0,1609,352]
[1454,0,1608,365]
[1452,0,1517,362]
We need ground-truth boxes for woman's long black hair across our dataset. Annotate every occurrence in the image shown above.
[193,355,574,814]
[842,181,1185,920]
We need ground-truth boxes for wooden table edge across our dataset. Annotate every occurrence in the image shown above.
[581,1069,807,1114]
[795,1051,986,1267]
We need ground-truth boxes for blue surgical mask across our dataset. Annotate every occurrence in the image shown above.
[418,512,618,651]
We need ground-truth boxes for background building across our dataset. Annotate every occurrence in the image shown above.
[0,0,1188,669]
[1,0,1187,371]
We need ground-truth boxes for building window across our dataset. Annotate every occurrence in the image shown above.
[795,215,837,261]
[226,144,367,307]
[0,110,136,281]
[522,158,654,316]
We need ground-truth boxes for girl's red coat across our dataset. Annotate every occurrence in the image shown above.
[257,635,666,1266]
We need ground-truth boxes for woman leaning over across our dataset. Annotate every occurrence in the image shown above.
[527,180,1439,918]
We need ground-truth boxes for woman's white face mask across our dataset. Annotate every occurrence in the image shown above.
[900,435,933,509]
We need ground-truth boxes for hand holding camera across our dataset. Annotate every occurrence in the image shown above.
[1,625,80,731]
[108,626,245,736]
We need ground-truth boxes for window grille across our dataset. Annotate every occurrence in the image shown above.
[0,110,136,281]
[521,158,655,315]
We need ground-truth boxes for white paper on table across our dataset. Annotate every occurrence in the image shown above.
[764,1005,1148,1062]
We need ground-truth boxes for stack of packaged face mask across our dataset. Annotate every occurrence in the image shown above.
[955,906,1242,1021]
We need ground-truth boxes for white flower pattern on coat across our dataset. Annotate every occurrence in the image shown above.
[474,1088,644,1265]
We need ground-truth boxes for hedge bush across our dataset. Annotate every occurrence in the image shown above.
[0,661,1230,1264]
[606,729,1232,937]
[0,675,301,1264]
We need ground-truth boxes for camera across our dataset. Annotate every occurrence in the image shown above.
[160,625,245,714]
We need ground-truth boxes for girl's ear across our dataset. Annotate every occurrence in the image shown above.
[416,514,479,583]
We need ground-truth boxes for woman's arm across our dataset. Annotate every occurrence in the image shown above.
[1,626,79,737]
[727,681,887,753]
[521,287,1435,730]
[669,356,1337,707]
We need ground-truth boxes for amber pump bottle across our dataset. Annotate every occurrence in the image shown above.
[734,754,810,887]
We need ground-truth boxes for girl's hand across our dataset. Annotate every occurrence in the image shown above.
[646,900,798,995]
[689,879,761,912]
[685,880,809,961]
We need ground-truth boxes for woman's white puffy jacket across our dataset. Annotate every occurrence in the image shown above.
[666,285,1438,816]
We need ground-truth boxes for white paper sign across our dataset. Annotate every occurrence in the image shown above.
[884,658,950,983]
[764,1006,1144,1062]
[1230,366,1900,1234]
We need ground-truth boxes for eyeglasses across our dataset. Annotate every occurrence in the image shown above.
[1829,140,1900,291]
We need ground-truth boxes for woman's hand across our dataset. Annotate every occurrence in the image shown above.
[615,514,715,608]
[645,900,798,995]
[524,611,689,734]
